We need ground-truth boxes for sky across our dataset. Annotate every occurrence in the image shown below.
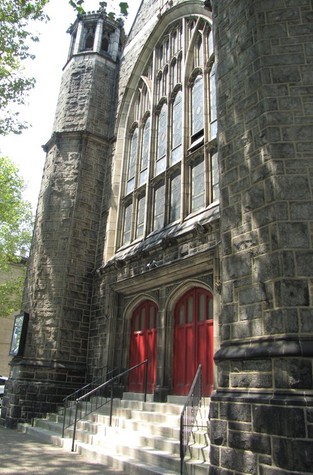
[0,0,141,211]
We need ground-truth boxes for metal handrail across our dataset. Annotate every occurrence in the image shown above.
[179,364,202,475]
[70,359,149,452]
[62,367,116,437]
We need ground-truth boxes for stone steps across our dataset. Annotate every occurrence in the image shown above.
[19,393,210,475]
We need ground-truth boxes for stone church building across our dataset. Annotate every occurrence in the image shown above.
[2,0,313,473]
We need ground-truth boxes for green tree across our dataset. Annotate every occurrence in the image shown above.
[0,156,33,316]
[0,0,128,135]
[0,0,49,135]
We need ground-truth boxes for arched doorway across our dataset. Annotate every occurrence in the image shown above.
[172,287,214,396]
[128,300,158,393]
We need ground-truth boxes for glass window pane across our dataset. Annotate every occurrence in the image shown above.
[179,306,185,325]
[170,173,181,222]
[139,169,148,186]
[140,118,150,182]
[172,60,178,87]
[149,306,155,328]
[157,104,167,160]
[197,35,203,66]
[141,308,145,330]
[164,38,169,62]
[163,68,168,96]
[171,91,182,165]
[123,202,132,245]
[157,74,162,100]
[132,313,139,331]
[171,145,182,165]
[192,75,204,136]
[127,129,138,193]
[208,297,213,320]
[156,157,166,175]
[159,45,163,65]
[136,195,145,239]
[208,28,214,58]
[210,64,217,140]
[172,30,177,54]
[191,157,205,212]
[199,294,205,321]
[153,183,165,230]
[212,152,219,201]
[156,104,167,175]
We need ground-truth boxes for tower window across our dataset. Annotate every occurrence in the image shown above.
[101,37,109,52]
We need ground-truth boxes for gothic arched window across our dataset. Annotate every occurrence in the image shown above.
[156,103,167,175]
[118,15,218,248]
[171,91,182,165]
[140,117,150,185]
[191,75,204,139]
[126,128,138,194]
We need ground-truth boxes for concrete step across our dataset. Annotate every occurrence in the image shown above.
[76,442,179,475]
[19,395,210,475]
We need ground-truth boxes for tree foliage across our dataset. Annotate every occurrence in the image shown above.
[0,270,26,317]
[0,0,49,135]
[0,156,33,316]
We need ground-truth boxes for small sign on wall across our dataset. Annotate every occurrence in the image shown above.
[9,313,29,357]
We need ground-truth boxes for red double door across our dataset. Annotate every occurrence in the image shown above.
[128,288,214,396]
[128,300,157,393]
[172,288,214,396]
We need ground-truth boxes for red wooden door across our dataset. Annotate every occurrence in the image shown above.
[128,300,157,393]
[172,288,214,396]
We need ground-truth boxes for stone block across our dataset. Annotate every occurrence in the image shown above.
[273,437,313,472]
[274,358,312,389]
[231,372,272,389]
[229,430,271,454]
[209,444,220,466]
[220,402,251,422]
[253,405,306,437]
[274,279,309,307]
[221,447,257,474]
[210,420,227,446]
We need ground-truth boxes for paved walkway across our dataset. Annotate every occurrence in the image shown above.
[0,425,127,475]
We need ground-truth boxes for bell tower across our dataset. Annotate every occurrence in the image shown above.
[2,7,124,427]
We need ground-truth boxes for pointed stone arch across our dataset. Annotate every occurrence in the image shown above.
[123,295,159,394]
[165,281,215,396]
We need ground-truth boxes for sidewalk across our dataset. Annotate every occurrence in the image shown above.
[0,425,128,475]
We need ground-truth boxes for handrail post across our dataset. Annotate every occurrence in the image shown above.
[179,364,202,475]
[144,359,148,402]
[71,400,79,452]
[180,412,184,475]
[62,360,149,445]
[62,401,66,438]
[109,380,114,426]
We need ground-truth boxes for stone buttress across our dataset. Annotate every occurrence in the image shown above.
[210,1,313,474]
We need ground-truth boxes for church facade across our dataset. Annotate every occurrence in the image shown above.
[2,1,313,473]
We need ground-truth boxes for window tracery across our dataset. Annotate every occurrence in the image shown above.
[119,15,218,248]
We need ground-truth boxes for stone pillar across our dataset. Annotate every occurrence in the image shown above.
[94,18,104,53]
[73,21,83,55]
[108,28,120,62]
[210,0,313,473]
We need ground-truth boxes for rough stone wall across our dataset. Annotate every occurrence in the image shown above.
[1,32,119,425]
[53,54,118,137]
[210,0,313,473]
